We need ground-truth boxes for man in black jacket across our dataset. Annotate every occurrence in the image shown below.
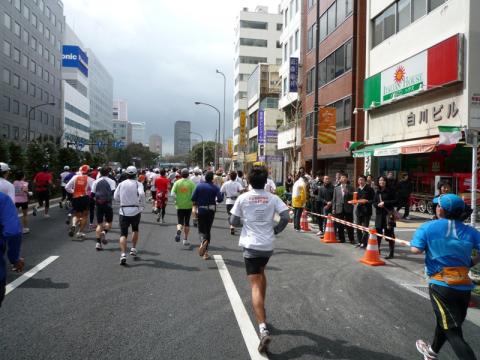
[355,175,375,248]
[316,175,334,235]
[332,173,355,243]
[396,173,412,220]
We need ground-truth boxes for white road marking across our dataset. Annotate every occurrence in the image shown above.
[213,255,268,360]
[5,256,59,295]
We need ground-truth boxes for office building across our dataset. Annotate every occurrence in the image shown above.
[174,120,190,156]
[149,134,162,155]
[130,121,145,144]
[62,23,90,149]
[87,49,113,133]
[233,6,282,167]
[1,0,65,144]
[112,99,130,144]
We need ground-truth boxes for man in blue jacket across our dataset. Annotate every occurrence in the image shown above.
[0,192,24,307]
[192,171,224,260]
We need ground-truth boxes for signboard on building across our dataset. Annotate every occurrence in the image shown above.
[227,138,233,156]
[364,34,462,109]
[62,45,89,77]
[266,129,278,144]
[289,57,299,93]
[239,111,247,146]
[318,107,336,144]
[257,109,265,144]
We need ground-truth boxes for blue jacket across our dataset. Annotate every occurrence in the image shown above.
[0,192,22,282]
[192,182,224,208]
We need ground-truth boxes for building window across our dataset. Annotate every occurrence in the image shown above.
[12,100,19,115]
[239,38,268,47]
[276,23,282,31]
[12,74,19,88]
[283,77,287,95]
[30,83,35,97]
[320,13,327,42]
[21,53,28,67]
[240,20,268,30]
[276,58,282,65]
[345,40,352,71]
[3,96,10,112]
[412,0,427,21]
[285,8,288,27]
[307,0,316,10]
[31,36,37,50]
[21,78,27,93]
[276,40,281,49]
[13,47,20,63]
[238,56,267,65]
[30,59,36,73]
[31,13,37,27]
[306,67,315,94]
[295,30,299,50]
[4,13,11,30]
[305,113,313,137]
[397,0,411,31]
[307,23,316,51]
[289,36,293,55]
[3,40,11,57]
[23,5,29,20]
[38,21,43,34]
[284,43,288,60]
[22,28,29,44]
[13,21,20,37]
[428,0,446,11]
[337,0,346,25]
[318,60,327,87]
[318,39,353,87]
[335,45,345,77]
[327,4,336,34]
[14,0,21,12]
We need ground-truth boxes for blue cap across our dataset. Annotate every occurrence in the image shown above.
[433,194,465,213]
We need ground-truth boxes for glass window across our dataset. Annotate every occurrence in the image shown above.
[320,14,327,41]
[326,54,335,82]
[276,58,282,65]
[22,104,27,117]
[21,53,28,67]
[285,8,288,27]
[23,5,29,20]
[51,13,56,26]
[12,74,19,88]
[240,20,267,29]
[239,38,268,47]
[31,37,37,50]
[31,13,37,27]
[318,60,327,87]
[21,78,27,92]
[295,0,299,13]
[4,13,11,30]
[38,21,43,34]
[337,0,346,25]
[3,69,11,84]
[305,113,313,137]
[22,28,29,44]
[373,12,384,47]
[306,68,313,94]
[383,4,396,41]
[289,35,293,55]
[284,43,288,60]
[45,27,50,40]
[3,96,10,112]
[14,21,20,37]
[38,43,43,57]
[295,29,299,50]
[307,24,313,50]
[3,40,11,57]
[327,4,336,34]
[45,6,50,18]
[346,0,354,14]
[429,0,446,11]
[344,97,352,127]
[30,59,36,73]
[30,83,35,97]
[12,100,19,115]
[276,23,282,31]
[412,0,426,21]
[397,0,411,31]
[13,47,20,63]
[335,100,344,128]
[345,40,352,71]
[39,0,44,11]
[290,0,294,17]
[44,48,48,61]
[14,0,21,12]
[335,45,345,77]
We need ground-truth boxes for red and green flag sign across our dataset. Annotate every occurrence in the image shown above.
[364,34,462,109]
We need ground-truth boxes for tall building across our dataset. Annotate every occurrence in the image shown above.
[277,0,302,178]
[232,6,282,167]
[113,99,128,121]
[149,134,162,155]
[62,24,90,149]
[87,49,113,133]
[357,0,479,189]
[112,99,130,144]
[1,0,65,144]
[300,0,363,177]
[130,121,145,144]
[174,120,190,155]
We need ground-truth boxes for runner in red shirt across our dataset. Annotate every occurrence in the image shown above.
[154,169,170,224]
[33,165,53,218]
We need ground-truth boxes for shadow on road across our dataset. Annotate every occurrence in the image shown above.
[125,257,200,272]
[268,325,406,360]
[275,248,333,258]
[223,258,283,271]
[19,277,70,289]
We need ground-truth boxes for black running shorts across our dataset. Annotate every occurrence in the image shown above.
[244,257,270,275]
[96,204,113,224]
[15,202,28,210]
[72,196,90,212]
[119,213,141,237]
[226,204,234,216]
[177,209,192,227]
[37,190,50,207]
[429,283,471,330]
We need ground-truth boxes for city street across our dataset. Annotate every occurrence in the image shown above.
[2,202,480,360]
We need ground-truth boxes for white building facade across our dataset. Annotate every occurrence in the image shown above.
[130,121,146,144]
[112,99,130,144]
[233,6,282,166]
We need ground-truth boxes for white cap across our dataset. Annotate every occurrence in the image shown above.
[126,166,137,175]
[64,166,70,171]
[0,162,10,172]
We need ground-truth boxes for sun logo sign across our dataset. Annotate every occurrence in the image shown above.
[394,66,406,84]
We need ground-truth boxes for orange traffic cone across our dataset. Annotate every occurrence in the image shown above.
[359,229,386,266]
[321,216,339,243]
[300,209,311,232]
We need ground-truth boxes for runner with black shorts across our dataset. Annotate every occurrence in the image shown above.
[171,168,196,247]
[113,166,145,265]
[65,165,94,239]
[412,194,480,360]
[33,165,53,218]
[154,169,170,224]
[91,168,116,251]
[220,170,244,235]
[229,165,290,354]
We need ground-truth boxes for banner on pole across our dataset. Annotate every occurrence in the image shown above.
[318,107,337,144]
[239,111,247,146]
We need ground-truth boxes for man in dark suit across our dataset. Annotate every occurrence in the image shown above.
[332,173,355,243]
[355,175,375,248]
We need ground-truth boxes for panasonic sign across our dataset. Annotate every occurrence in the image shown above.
[62,45,89,77]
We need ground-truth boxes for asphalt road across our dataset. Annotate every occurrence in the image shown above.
[1,201,479,360]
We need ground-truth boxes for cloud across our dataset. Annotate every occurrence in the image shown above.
[62,0,281,153]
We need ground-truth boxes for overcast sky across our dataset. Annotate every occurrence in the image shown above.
[62,0,281,154]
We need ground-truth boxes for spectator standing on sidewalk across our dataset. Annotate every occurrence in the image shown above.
[332,173,355,243]
[316,175,334,235]
[291,169,307,231]
[397,173,412,220]
[373,176,397,259]
[355,175,375,248]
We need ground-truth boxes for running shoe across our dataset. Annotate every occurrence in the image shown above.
[198,239,209,257]
[120,253,127,265]
[230,228,235,235]
[130,248,137,257]
[89,223,95,229]
[22,227,30,234]
[161,217,165,224]
[66,213,72,225]
[183,239,190,247]
[258,329,272,354]
[32,206,37,216]
[202,252,209,260]
[156,215,160,223]
[415,340,438,360]
[175,230,181,242]
[96,242,103,251]
[76,232,86,239]
[100,231,108,245]
[68,225,76,237]
[59,201,63,208]
[316,231,323,236]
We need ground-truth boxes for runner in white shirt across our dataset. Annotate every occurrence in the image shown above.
[229,165,289,354]
[265,178,277,194]
[190,168,203,227]
[113,166,145,265]
[0,163,15,203]
[59,166,71,208]
[149,169,160,212]
[220,170,244,235]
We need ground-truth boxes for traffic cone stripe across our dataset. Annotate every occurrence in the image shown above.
[321,216,339,243]
[366,244,377,251]
[359,230,385,267]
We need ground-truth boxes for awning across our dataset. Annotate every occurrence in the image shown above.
[352,144,390,158]
[374,137,439,157]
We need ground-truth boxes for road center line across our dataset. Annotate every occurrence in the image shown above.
[5,256,59,295]
[213,254,268,360]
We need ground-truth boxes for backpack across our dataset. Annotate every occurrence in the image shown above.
[95,179,113,205]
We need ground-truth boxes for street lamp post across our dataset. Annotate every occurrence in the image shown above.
[27,102,55,146]
[190,131,205,170]
[311,0,321,176]
[194,101,221,169]
[216,69,226,168]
